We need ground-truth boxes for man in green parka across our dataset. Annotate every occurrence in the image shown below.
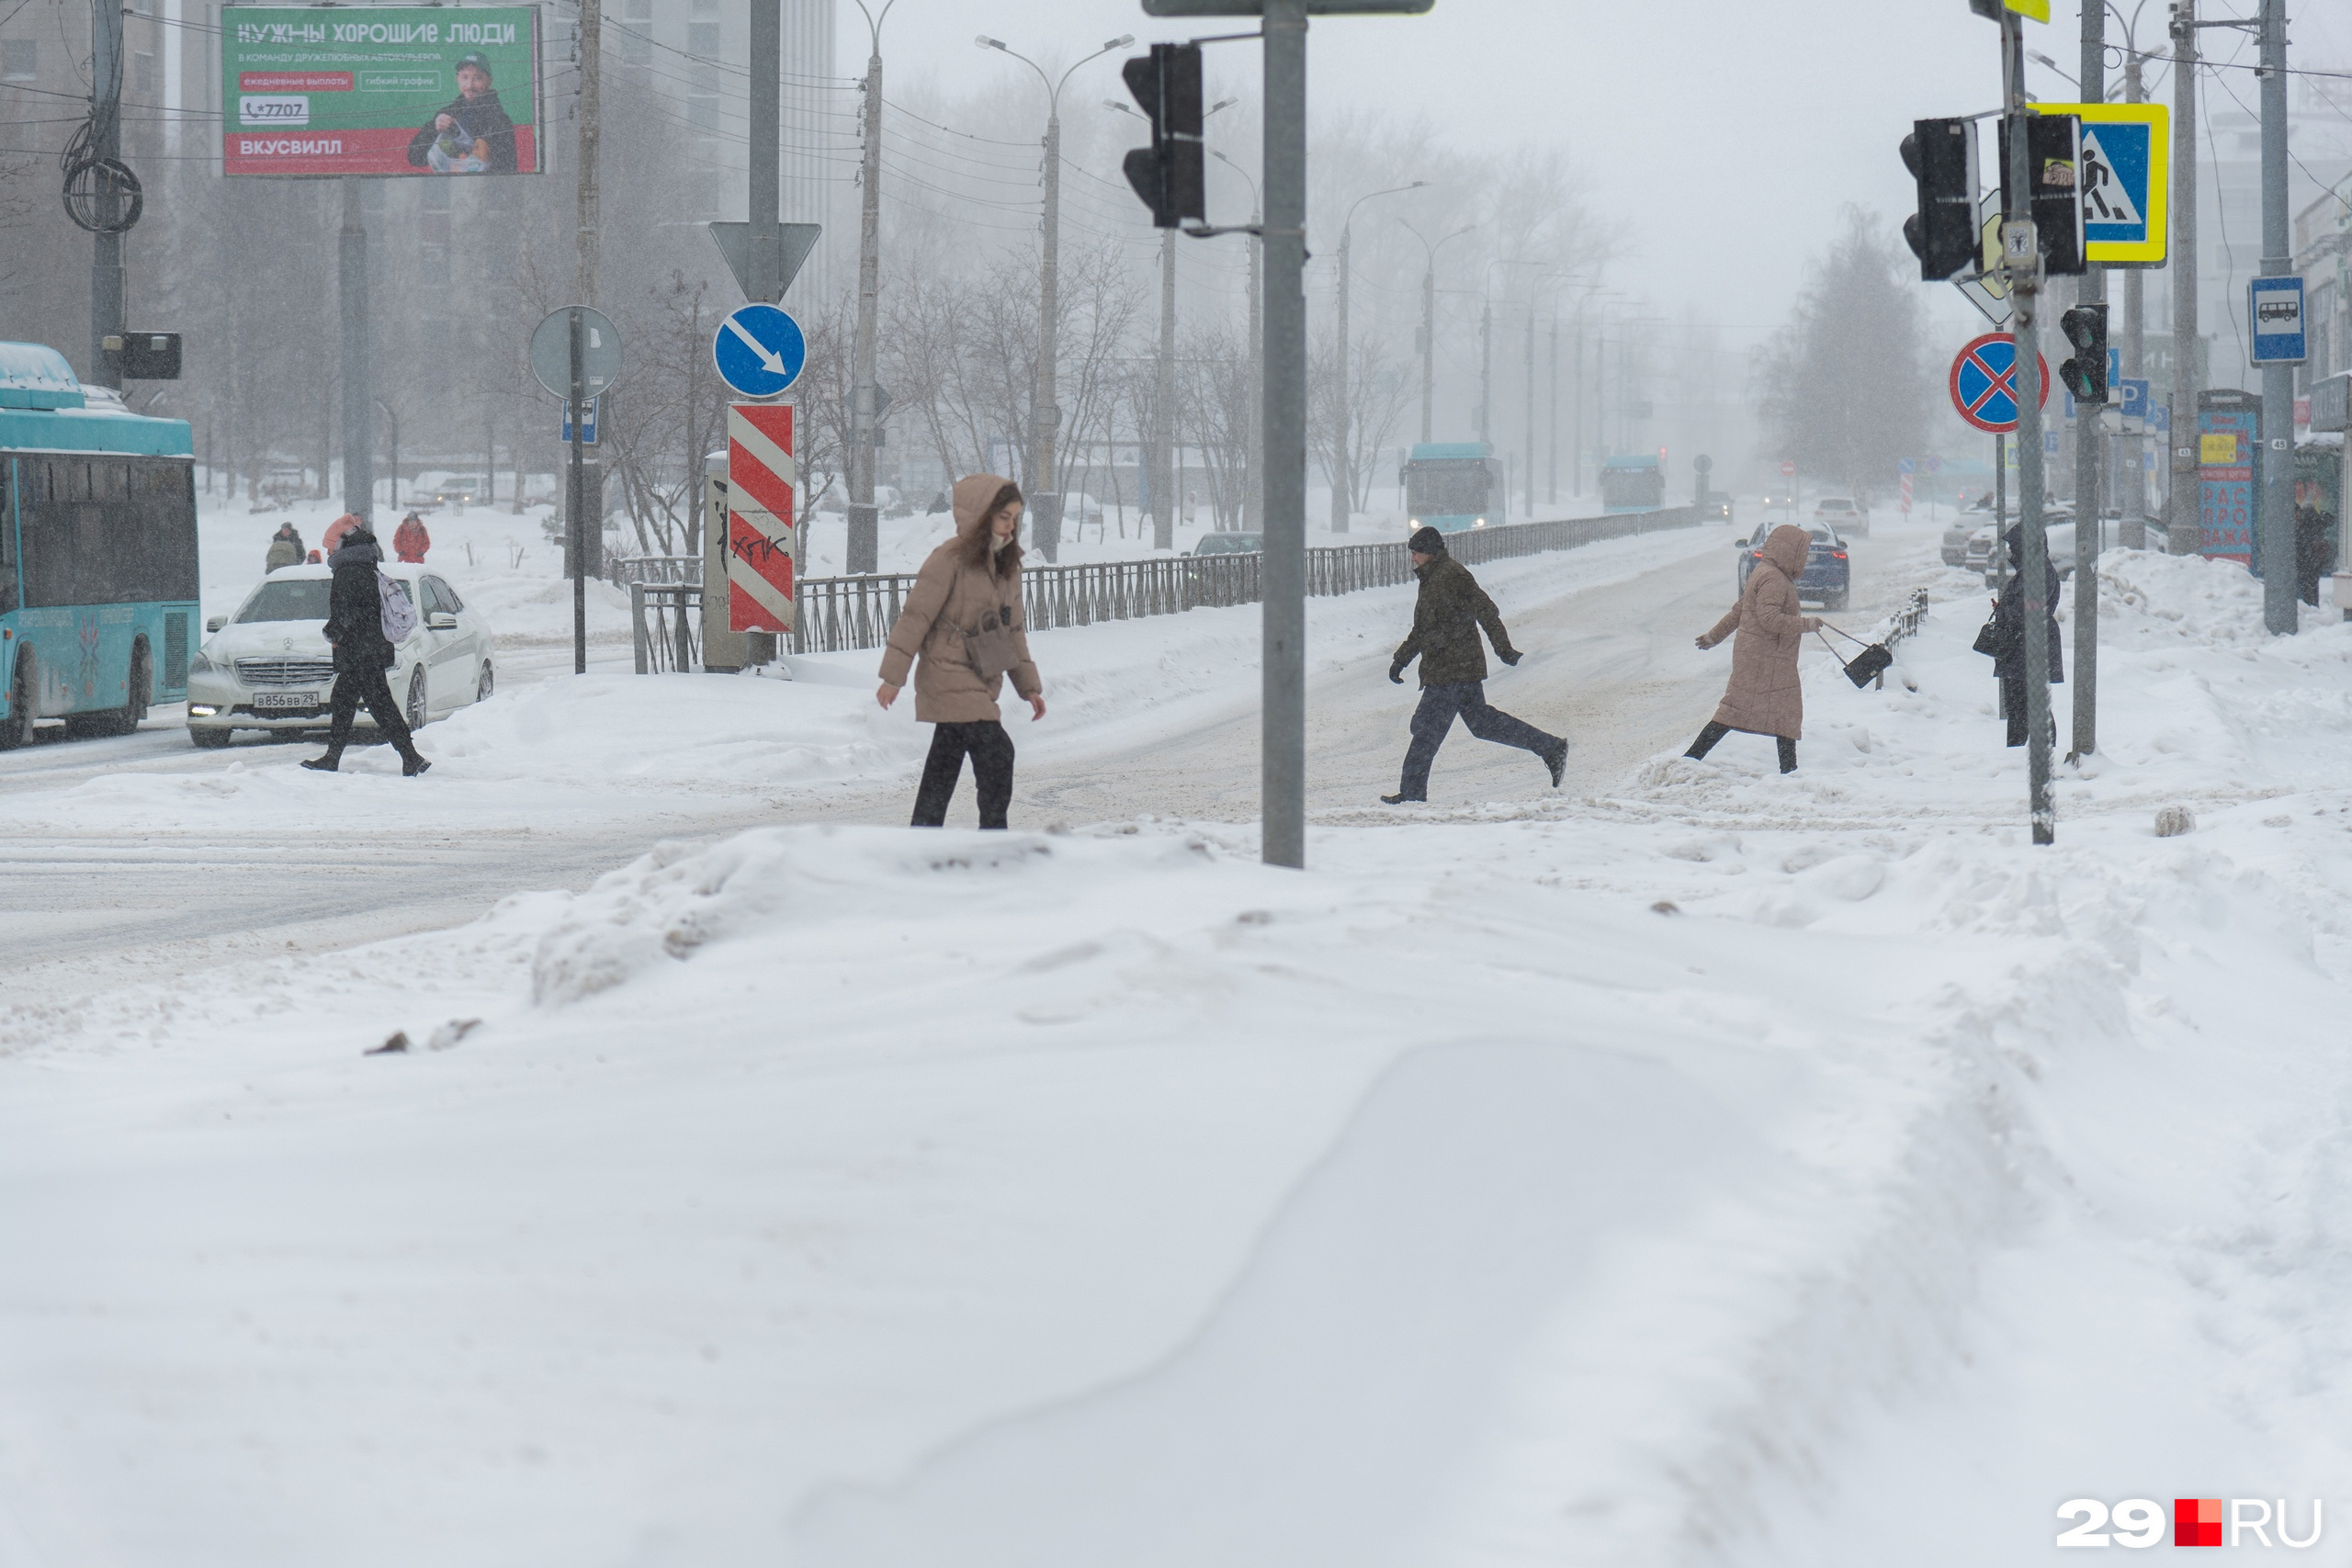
[1382,526,1567,804]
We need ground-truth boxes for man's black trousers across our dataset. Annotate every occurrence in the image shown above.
[326,660,416,756]
[912,719,1014,829]
[1397,680,1559,800]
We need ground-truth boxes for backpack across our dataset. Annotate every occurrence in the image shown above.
[376,569,419,643]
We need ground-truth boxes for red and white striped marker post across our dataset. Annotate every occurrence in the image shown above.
[1900,472,1914,515]
[726,402,797,634]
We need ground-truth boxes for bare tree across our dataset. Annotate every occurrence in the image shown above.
[1755,208,1927,502]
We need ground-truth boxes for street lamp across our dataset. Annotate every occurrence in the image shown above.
[1329,179,1422,532]
[1212,147,1262,532]
[1398,219,1474,445]
[978,32,1134,559]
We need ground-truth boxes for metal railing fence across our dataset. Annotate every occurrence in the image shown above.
[628,507,1703,670]
[630,582,702,674]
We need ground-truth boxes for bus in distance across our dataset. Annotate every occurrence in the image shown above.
[0,342,199,747]
[1600,453,1666,514]
[1400,442,1508,534]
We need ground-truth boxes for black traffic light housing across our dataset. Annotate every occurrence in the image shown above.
[1901,118,1979,281]
[1121,43,1204,229]
[1998,111,2085,276]
[2059,302,2109,403]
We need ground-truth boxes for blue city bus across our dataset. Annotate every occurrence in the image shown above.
[1599,453,1666,513]
[0,342,198,746]
[1400,442,1508,534]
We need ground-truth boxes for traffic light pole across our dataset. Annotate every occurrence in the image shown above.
[2070,0,2104,759]
[1261,0,1306,868]
[2166,0,2200,557]
[2256,0,2296,637]
[2004,13,2056,846]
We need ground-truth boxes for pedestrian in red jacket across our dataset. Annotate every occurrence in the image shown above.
[393,512,431,563]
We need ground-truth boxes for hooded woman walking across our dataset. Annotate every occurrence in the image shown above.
[876,475,1045,829]
[1987,524,2062,748]
[304,521,430,776]
[1686,523,1821,774]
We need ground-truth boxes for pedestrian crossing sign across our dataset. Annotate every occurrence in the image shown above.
[2038,102,2169,265]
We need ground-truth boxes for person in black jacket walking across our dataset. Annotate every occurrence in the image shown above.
[1988,525,2063,749]
[304,523,430,776]
[1381,526,1566,804]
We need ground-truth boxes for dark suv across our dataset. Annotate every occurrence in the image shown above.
[1736,522,1851,610]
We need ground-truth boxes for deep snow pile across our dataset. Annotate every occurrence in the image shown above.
[6,547,2352,1566]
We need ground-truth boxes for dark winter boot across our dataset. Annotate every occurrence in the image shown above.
[300,753,340,773]
[1777,738,1798,774]
[1685,721,1730,761]
[1544,738,1568,788]
[402,751,432,778]
[1379,792,1422,806]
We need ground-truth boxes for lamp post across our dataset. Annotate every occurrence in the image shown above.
[1329,180,1422,532]
[1213,147,1262,532]
[978,33,1133,563]
[1399,220,1474,445]
[846,0,899,575]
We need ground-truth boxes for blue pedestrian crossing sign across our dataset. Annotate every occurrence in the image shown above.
[2041,102,2169,265]
[712,303,808,399]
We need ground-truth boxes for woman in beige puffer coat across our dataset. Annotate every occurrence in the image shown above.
[1684,523,1822,774]
[876,474,1046,828]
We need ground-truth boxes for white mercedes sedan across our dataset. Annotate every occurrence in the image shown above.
[186,563,496,748]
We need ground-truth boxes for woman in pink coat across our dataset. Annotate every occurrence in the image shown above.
[1685,524,1822,773]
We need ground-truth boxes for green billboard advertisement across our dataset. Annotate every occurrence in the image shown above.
[221,6,543,177]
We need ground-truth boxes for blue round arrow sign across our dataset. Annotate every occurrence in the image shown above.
[712,304,807,399]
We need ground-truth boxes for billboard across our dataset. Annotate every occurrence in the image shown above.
[220,6,542,177]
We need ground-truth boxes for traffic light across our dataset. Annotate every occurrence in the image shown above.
[1120,43,1204,229]
[2059,302,2109,403]
[1901,118,1979,281]
[1997,111,2085,276]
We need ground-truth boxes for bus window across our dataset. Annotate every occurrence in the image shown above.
[1407,465,1490,516]
[19,455,198,608]
[0,462,17,616]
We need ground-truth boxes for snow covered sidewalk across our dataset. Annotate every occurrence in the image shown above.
[6,547,2352,1567]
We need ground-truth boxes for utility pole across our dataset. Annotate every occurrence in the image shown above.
[1572,314,1584,496]
[2256,0,2295,635]
[749,0,779,305]
[339,181,373,520]
[2122,43,2148,547]
[1477,293,1491,446]
[1330,182,1420,533]
[2004,9,2057,845]
[2071,0,2105,759]
[1522,302,1535,516]
[87,0,123,389]
[1155,227,1176,548]
[2167,0,2200,556]
[573,0,602,580]
[1261,0,1306,868]
[978,35,1130,561]
[1401,221,1470,447]
[1547,315,1558,505]
[849,2,895,576]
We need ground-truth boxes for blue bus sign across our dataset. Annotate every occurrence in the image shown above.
[2249,276,2305,366]
[560,396,598,445]
[713,304,808,399]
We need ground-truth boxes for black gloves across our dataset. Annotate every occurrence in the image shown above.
[1498,649,1522,666]
[1388,661,1407,684]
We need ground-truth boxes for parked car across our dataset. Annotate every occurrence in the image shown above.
[1961,508,2116,583]
[1943,497,2005,565]
[1813,495,1870,538]
[1191,532,1264,556]
[185,564,497,748]
[1737,521,1852,610]
[1702,490,1735,524]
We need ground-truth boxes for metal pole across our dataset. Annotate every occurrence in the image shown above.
[1572,315,1583,496]
[87,0,123,389]
[1477,293,1491,446]
[2071,0,2105,757]
[1547,314,1558,506]
[1033,104,1063,560]
[1419,258,1434,444]
[1155,227,1176,549]
[2122,46,2149,548]
[2005,14,2056,845]
[338,179,373,521]
[1522,299,1535,516]
[2167,0,2200,556]
[749,0,779,303]
[1261,0,1306,869]
[575,0,600,304]
[1247,208,1262,532]
[849,12,885,575]
[2256,0,2295,635]
[1333,220,1351,532]
[568,309,587,675]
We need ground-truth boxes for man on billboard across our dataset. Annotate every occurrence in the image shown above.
[406,52,516,175]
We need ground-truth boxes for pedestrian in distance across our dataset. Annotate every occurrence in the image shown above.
[1687,523,1821,774]
[1983,524,2062,749]
[265,521,304,574]
[1380,525,1567,805]
[302,522,431,777]
[393,511,432,564]
[876,474,1045,829]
